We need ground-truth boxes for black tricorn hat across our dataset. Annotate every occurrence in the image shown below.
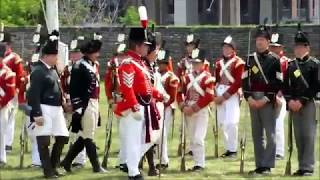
[190,48,207,63]
[80,33,103,54]
[41,30,59,55]
[294,23,310,46]
[129,27,150,44]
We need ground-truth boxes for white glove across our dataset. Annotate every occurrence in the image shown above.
[163,93,170,103]
[121,109,131,117]
[132,111,142,121]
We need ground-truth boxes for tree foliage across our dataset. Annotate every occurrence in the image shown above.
[119,6,140,26]
[119,6,156,26]
[0,0,42,26]
[59,0,89,26]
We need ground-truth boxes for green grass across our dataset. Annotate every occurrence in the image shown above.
[0,88,319,180]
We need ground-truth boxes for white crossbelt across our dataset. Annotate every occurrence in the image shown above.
[80,59,99,85]
[0,87,5,97]
[3,53,15,64]
[187,72,206,96]
[133,61,150,78]
[253,52,269,84]
[219,58,236,83]
[159,72,171,100]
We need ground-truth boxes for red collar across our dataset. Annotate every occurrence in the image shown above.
[126,50,142,61]
[279,51,285,58]
[193,69,205,76]
[223,52,236,60]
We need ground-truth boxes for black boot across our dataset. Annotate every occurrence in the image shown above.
[51,136,68,176]
[146,146,158,176]
[37,136,57,179]
[60,137,85,172]
[84,138,107,173]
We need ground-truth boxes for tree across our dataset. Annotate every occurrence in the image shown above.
[119,6,140,25]
[119,5,155,26]
[0,0,42,26]
[59,0,89,25]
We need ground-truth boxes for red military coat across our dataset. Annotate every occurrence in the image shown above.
[3,48,26,104]
[160,70,179,107]
[214,55,244,99]
[177,69,215,112]
[0,63,16,107]
[115,50,162,116]
[279,54,289,78]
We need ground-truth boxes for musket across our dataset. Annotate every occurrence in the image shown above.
[21,31,29,154]
[159,107,166,178]
[239,103,247,174]
[240,29,251,173]
[180,104,186,172]
[101,103,113,169]
[19,113,27,169]
[213,107,218,158]
[171,108,175,140]
[177,71,187,156]
[284,111,293,175]
[101,57,120,169]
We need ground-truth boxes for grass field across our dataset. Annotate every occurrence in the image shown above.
[0,86,319,180]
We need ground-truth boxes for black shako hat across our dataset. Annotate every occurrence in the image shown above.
[80,33,103,54]
[41,30,59,55]
[129,27,151,44]
[294,23,310,46]
[190,48,207,63]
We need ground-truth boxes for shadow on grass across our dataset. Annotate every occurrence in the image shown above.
[224,171,290,179]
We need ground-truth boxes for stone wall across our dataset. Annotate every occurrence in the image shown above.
[6,25,320,74]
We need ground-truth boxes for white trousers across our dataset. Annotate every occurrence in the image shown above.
[186,108,209,167]
[117,116,126,165]
[5,95,18,146]
[216,85,240,152]
[0,105,9,163]
[119,106,144,176]
[158,106,173,164]
[141,102,164,157]
[79,99,99,140]
[275,97,286,156]
[65,113,87,165]
[33,104,69,137]
[25,116,41,166]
